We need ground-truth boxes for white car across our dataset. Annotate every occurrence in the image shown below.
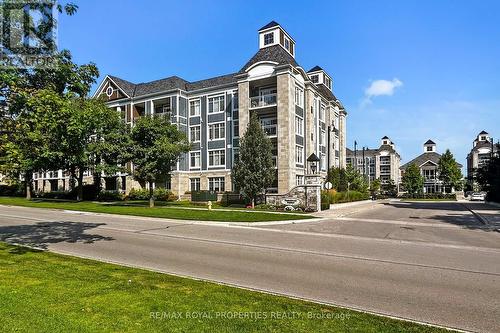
[470,192,486,201]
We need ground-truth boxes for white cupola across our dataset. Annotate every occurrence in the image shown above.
[258,21,295,57]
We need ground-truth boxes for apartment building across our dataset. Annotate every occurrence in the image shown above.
[466,131,498,190]
[400,140,462,193]
[346,136,401,187]
[34,21,347,197]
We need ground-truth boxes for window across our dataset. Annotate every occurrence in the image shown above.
[209,177,225,192]
[209,150,225,167]
[320,104,325,121]
[208,95,225,113]
[260,117,277,136]
[295,116,303,136]
[321,154,326,171]
[423,169,436,180]
[296,145,304,165]
[106,86,113,97]
[190,125,200,142]
[155,98,171,114]
[189,99,200,116]
[296,175,304,186]
[294,87,304,107]
[209,122,225,140]
[324,76,331,89]
[320,130,326,145]
[264,32,274,45]
[284,38,290,51]
[232,93,239,110]
[190,152,200,168]
[310,75,319,83]
[233,121,239,137]
[190,178,200,192]
[426,146,433,152]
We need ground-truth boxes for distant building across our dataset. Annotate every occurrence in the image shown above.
[466,131,499,190]
[346,136,401,187]
[400,140,463,193]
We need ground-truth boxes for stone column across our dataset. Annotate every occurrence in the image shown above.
[238,81,249,138]
[276,73,295,194]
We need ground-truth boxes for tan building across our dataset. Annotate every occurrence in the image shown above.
[466,131,498,190]
[346,136,401,188]
[35,21,347,197]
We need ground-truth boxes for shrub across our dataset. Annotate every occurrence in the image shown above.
[321,190,370,205]
[34,191,74,200]
[97,191,124,202]
[128,188,177,201]
[0,184,25,197]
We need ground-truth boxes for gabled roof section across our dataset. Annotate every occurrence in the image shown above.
[239,44,298,73]
[382,136,390,140]
[308,65,323,73]
[258,21,280,31]
[401,152,441,170]
[424,139,436,145]
[108,75,136,97]
[186,73,238,91]
[479,130,489,135]
[133,76,188,97]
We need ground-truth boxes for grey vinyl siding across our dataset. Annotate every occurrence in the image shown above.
[208,112,225,123]
[296,135,304,146]
[191,142,201,151]
[201,96,208,170]
[295,105,303,117]
[208,140,225,150]
[190,116,200,125]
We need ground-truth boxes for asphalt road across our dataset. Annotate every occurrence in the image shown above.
[0,202,499,333]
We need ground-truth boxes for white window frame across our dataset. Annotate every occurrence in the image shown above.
[294,86,304,108]
[190,151,201,169]
[296,145,304,165]
[208,122,225,141]
[321,153,326,171]
[189,125,201,143]
[208,94,225,114]
[208,149,226,167]
[189,99,201,117]
[208,177,225,192]
[296,175,304,186]
[295,116,304,136]
[320,129,326,146]
[190,178,201,192]
[320,104,326,121]
[264,32,274,45]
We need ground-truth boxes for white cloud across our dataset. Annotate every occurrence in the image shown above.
[361,78,403,107]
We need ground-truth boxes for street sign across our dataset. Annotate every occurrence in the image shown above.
[324,182,333,190]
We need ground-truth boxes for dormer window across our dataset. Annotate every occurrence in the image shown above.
[284,38,290,51]
[426,146,433,152]
[384,140,388,145]
[310,75,319,83]
[481,136,487,141]
[324,76,332,89]
[264,33,274,45]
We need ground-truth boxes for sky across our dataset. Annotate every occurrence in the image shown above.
[58,0,500,171]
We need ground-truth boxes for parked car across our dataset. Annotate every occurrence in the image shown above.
[470,192,486,201]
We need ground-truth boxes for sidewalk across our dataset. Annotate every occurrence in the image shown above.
[460,201,500,230]
[314,199,385,218]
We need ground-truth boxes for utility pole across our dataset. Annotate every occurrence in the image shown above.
[354,140,358,172]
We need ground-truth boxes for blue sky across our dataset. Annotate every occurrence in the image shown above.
[59,0,500,171]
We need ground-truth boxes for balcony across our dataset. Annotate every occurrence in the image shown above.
[249,93,277,109]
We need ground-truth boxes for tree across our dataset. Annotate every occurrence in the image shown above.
[402,163,424,195]
[477,147,500,203]
[327,167,341,190]
[381,179,397,196]
[232,113,275,208]
[370,178,381,195]
[130,115,190,207]
[438,149,463,192]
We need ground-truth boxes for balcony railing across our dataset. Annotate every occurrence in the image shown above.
[249,93,277,109]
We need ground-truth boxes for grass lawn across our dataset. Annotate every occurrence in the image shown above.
[0,242,450,333]
[401,199,457,202]
[0,197,311,222]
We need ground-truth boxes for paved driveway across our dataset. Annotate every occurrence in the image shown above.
[1,203,499,332]
[262,201,500,249]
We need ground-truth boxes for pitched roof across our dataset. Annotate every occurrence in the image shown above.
[185,73,238,91]
[479,130,489,135]
[108,75,136,97]
[424,139,436,145]
[315,84,337,102]
[258,21,280,31]
[239,44,298,73]
[401,152,441,170]
[381,136,389,140]
[133,76,188,97]
[308,65,323,73]
[401,151,463,170]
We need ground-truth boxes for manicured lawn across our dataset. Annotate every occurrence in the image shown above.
[0,242,449,333]
[0,197,310,222]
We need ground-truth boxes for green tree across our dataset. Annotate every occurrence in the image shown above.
[370,178,381,195]
[438,149,463,192]
[130,115,190,207]
[477,147,500,203]
[402,163,424,195]
[381,179,397,196]
[232,113,275,208]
